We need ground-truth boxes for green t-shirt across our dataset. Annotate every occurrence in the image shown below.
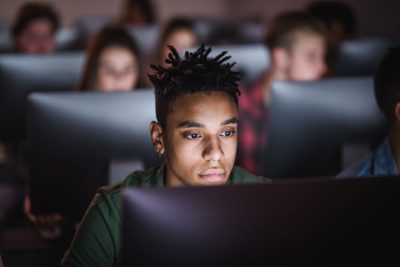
[61,164,267,267]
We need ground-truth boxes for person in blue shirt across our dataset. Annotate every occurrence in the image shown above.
[338,45,400,177]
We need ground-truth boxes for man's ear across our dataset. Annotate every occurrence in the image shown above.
[150,121,165,156]
[272,47,290,70]
[395,103,400,122]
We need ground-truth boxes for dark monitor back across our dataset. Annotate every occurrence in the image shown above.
[28,90,160,219]
[122,177,400,266]
[127,25,160,60]
[265,77,387,178]
[0,53,84,141]
[334,37,393,76]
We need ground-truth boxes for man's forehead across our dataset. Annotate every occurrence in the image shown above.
[166,91,238,127]
[170,92,237,111]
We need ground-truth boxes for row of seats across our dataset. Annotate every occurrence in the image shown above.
[0,40,393,142]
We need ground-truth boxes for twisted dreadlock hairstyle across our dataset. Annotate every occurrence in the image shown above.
[148,44,241,128]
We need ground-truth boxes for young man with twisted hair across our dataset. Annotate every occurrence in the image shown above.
[61,44,267,267]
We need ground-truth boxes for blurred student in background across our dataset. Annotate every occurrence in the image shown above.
[157,17,199,67]
[338,46,400,177]
[78,25,142,91]
[237,11,327,175]
[11,2,59,54]
[119,0,156,26]
[307,1,358,72]
[143,17,199,86]
[1,1,60,181]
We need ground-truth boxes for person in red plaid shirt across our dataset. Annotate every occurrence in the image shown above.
[237,11,328,176]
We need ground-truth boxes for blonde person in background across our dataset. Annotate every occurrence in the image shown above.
[237,11,328,176]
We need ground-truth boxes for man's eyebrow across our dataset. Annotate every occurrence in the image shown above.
[177,121,205,128]
[221,117,239,126]
[177,117,238,128]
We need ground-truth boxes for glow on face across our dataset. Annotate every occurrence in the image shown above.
[163,91,238,187]
[286,32,327,81]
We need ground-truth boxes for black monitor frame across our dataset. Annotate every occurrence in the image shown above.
[264,77,387,178]
[334,37,393,76]
[28,90,160,219]
[122,177,400,266]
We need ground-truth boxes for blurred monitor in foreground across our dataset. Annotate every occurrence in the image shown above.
[122,176,400,266]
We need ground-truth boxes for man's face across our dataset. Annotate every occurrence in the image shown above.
[15,19,55,54]
[153,91,238,186]
[285,32,327,81]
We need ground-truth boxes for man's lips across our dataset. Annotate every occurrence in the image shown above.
[199,169,225,181]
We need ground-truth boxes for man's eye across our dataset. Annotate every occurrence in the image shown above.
[184,133,201,139]
[221,130,236,137]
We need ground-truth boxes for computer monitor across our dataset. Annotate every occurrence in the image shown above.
[334,37,393,76]
[28,90,161,220]
[265,77,387,178]
[127,25,160,60]
[0,52,84,142]
[121,177,400,266]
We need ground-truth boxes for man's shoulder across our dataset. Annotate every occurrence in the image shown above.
[121,165,162,187]
[94,165,163,208]
[230,166,270,183]
[336,153,374,178]
[337,138,396,178]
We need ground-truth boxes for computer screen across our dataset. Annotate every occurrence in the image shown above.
[121,177,400,266]
[265,77,387,178]
[334,37,393,76]
[0,52,84,141]
[28,89,161,220]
